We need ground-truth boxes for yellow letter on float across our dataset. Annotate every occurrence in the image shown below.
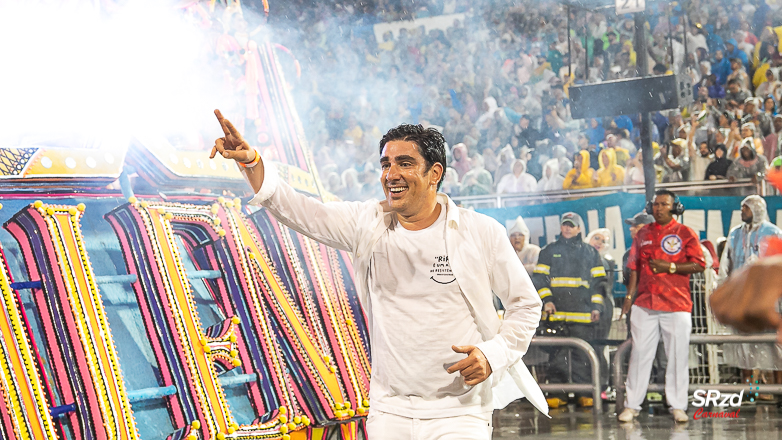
[4,202,139,440]
[0,242,58,439]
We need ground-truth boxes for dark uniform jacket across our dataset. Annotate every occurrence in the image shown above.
[532,233,608,323]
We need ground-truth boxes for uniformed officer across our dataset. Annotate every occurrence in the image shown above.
[533,212,608,408]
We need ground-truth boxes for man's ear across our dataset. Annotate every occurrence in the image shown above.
[429,162,444,187]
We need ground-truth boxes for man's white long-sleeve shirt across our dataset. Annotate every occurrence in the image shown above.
[248,163,547,416]
[369,204,491,418]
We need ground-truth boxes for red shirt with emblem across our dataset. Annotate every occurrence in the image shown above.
[627,218,705,312]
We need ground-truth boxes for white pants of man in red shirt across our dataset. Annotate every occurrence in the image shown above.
[366,410,492,440]
[625,305,692,411]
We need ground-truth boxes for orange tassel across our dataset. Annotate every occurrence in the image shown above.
[766,169,782,192]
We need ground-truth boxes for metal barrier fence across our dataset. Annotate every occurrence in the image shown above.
[690,269,723,385]
[528,332,779,415]
[608,268,733,385]
[612,334,780,412]
[529,336,603,414]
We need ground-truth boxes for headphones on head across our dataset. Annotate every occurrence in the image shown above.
[646,191,685,216]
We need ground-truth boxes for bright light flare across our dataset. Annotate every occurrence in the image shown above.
[0,0,229,148]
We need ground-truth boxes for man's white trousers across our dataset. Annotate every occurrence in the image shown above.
[366,410,492,440]
[625,305,691,411]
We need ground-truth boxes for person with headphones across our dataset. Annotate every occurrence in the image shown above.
[617,190,706,424]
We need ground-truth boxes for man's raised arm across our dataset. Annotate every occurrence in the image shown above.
[210,109,265,193]
[208,109,363,253]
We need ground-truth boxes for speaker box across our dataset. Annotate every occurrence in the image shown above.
[569,74,693,119]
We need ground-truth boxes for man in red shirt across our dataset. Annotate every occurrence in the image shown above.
[618,190,705,423]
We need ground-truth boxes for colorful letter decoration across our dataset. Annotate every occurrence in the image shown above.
[0,233,58,438]
[4,202,139,440]
[250,210,370,414]
[106,198,287,439]
[106,196,370,439]
[0,196,369,439]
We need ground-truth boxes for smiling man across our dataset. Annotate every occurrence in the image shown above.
[209,113,546,439]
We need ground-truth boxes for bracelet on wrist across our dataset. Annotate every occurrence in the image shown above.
[239,148,261,168]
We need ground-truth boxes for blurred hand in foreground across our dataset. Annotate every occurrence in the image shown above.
[710,255,782,341]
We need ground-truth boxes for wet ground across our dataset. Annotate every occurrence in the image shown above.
[493,401,782,439]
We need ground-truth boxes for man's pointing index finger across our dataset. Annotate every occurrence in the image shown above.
[214,109,231,136]
[223,118,241,139]
[214,109,242,138]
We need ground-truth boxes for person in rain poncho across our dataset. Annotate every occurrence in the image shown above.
[538,158,565,192]
[519,85,542,119]
[600,134,630,167]
[552,144,573,176]
[563,150,596,190]
[494,145,516,184]
[507,216,541,276]
[725,38,749,72]
[719,196,782,283]
[624,151,647,185]
[338,168,363,201]
[595,148,625,187]
[655,139,690,183]
[728,121,764,160]
[475,96,499,129]
[712,49,731,85]
[727,140,768,182]
[719,196,782,393]
[440,167,461,198]
[585,118,605,147]
[585,228,616,389]
[497,159,537,194]
[586,228,616,314]
[705,144,732,180]
[461,154,494,196]
[451,143,472,179]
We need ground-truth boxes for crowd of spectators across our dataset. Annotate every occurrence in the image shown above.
[254,0,782,201]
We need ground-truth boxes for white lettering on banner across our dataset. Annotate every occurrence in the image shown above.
[525,217,545,247]
[729,210,742,231]
[683,210,705,242]
[545,215,561,245]
[707,210,725,245]
[604,206,626,264]
[587,210,599,233]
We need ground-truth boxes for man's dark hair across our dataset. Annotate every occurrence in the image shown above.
[652,63,667,75]
[379,124,447,190]
[727,78,740,86]
[655,189,677,202]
